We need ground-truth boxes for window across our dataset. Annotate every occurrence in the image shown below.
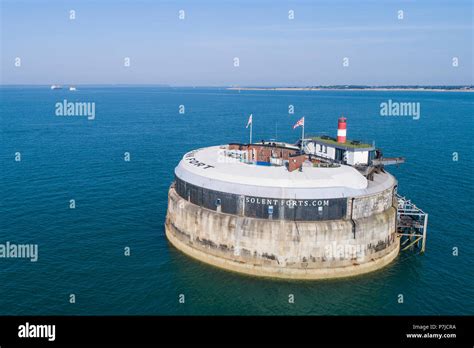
[268,206,274,215]
[215,198,221,206]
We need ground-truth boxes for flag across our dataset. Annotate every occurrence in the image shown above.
[246,114,253,128]
[293,116,304,129]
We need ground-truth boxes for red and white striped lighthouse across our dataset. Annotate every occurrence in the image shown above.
[337,117,347,143]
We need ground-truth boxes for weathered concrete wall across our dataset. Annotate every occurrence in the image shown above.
[165,186,399,279]
[349,187,394,219]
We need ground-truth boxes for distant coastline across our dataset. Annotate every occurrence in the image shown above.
[1,85,472,92]
[227,86,473,92]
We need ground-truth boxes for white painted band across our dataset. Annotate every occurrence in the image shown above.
[337,129,347,136]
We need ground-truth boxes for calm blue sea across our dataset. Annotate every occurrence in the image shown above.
[0,86,473,315]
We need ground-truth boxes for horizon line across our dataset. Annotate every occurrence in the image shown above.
[1,84,473,88]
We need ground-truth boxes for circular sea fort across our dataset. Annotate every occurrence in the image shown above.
[165,139,400,280]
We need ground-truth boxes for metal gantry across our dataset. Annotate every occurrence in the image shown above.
[396,194,428,253]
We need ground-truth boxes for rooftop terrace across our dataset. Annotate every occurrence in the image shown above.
[310,136,373,149]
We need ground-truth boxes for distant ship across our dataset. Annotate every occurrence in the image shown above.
[69,86,77,91]
[50,85,62,90]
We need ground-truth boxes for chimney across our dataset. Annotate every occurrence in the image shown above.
[337,116,347,143]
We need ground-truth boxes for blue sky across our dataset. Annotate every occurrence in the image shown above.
[1,0,472,85]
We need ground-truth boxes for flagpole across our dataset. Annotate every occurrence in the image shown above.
[250,122,252,144]
[301,118,305,151]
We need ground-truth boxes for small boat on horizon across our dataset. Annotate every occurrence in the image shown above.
[69,86,77,91]
[50,85,62,90]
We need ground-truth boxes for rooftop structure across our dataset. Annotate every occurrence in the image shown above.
[176,145,396,199]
